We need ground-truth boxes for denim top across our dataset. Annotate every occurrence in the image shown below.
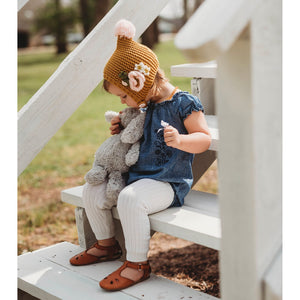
[127,91,204,207]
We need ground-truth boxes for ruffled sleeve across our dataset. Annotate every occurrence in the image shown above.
[177,92,204,121]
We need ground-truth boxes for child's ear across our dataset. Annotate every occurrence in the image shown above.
[104,111,119,123]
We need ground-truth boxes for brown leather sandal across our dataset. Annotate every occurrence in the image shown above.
[69,241,122,266]
[99,260,151,291]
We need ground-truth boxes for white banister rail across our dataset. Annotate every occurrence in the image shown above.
[175,0,259,62]
[173,0,282,299]
[18,0,169,176]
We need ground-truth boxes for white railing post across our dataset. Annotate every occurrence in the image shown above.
[216,29,261,300]
[175,0,282,299]
[216,1,282,299]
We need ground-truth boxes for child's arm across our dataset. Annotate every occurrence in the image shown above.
[164,111,211,154]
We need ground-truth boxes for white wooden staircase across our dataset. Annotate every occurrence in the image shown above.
[18,0,282,299]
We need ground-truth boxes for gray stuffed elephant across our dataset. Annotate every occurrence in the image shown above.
[85,107,146,204]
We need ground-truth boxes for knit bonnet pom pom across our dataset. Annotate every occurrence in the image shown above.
[114,19,136,39]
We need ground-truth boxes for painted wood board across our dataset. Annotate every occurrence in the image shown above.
[184,190,219,217]
[175,0,259,62]
[61,185,85,208]
[216,0,282,299]
[32,242,123,282]
[251,0,282,279]
[150,206,221,250]
[191,78,216,115]
[216,34,260,300]
[22,242,219,300]
[62,186,221,249]
[171,62,217,78]
[62,186,218,214]
[18,249,132,300]
[263,247,282,300]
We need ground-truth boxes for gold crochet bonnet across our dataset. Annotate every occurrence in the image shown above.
[103,19,159,106]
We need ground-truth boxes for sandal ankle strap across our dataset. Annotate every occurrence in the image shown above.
[93,241,120,251]
[92,241,122,259]
[125,261,150,271]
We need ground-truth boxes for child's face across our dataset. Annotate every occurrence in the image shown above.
[108,84,139,108]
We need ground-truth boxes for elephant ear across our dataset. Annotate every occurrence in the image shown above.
[121,112,146,144]
[104,110,119,123]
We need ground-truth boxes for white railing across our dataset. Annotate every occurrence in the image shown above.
[175,0,282,300]
[175,0,259,62]
[18,0,169,176]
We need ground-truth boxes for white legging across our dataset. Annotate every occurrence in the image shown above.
[83,179,174,262]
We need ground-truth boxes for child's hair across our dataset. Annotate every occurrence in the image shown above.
[103,68,168,101]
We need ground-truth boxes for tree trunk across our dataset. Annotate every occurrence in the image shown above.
[80,0,92,36]
[141,18,159,49]
[194,0,204,12]
[182,0,188,24]
[55,0,67,54]
[93,0,111,27]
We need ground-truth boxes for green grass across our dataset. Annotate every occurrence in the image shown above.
[18,40,191,189]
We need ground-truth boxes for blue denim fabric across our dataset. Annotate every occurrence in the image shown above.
[127,91,204,207]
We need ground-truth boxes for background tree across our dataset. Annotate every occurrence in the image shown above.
[34,0,78,54]
[79,0,158,49]
[79,0,93,36]
[183,0,204,25]
[141,18,159,49]
[79,0,159,48]
[79,0,112,37]
[93,0,111,28]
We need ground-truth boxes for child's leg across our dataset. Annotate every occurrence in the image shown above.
[83,182,116,241]
[117,178,174,262]
[99,179,173,288]
[69,182,122,265]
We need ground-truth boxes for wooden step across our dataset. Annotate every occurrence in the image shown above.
[61,186,221,251]
[18,242,219,300]
[171,62,217,78]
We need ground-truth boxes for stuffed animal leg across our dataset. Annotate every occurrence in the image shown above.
[125,142,140,167]
[84,165,107,185]
[106,171,126,202]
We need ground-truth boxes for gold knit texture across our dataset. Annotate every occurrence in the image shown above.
[103,20,159,106]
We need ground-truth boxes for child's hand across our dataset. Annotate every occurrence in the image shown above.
[164,125,181,148]
[110,113,122,135]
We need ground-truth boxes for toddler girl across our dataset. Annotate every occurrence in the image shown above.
[70,19,211,291]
